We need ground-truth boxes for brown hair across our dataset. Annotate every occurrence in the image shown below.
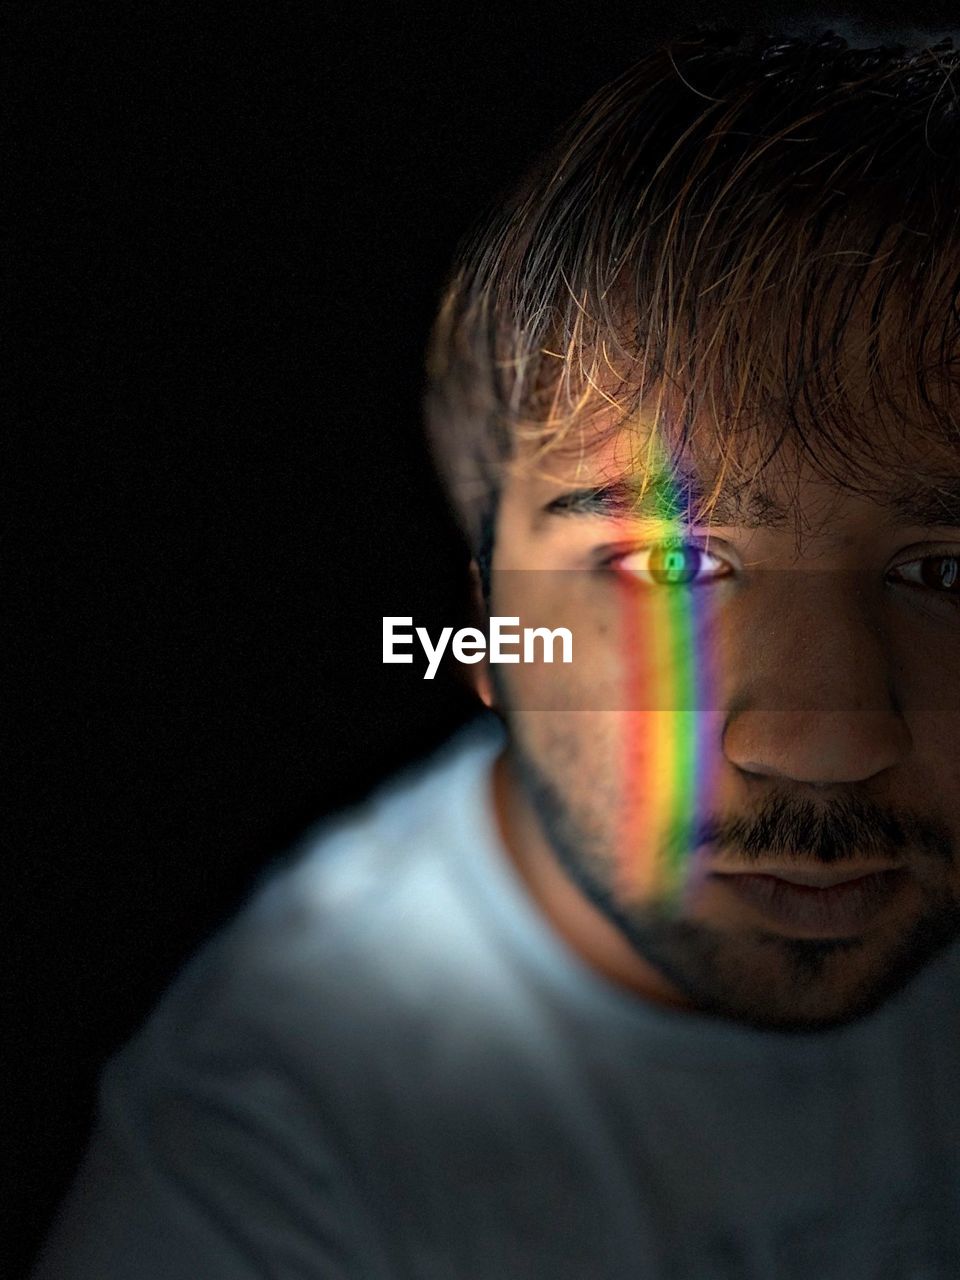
[423,29,960,558]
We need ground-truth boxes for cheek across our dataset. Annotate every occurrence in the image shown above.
[490,571,623,710]
[903,711,960,795]
[517,707,636,840]
[886,611,960,719]
[615,709,722,899]
[511,704,721,901]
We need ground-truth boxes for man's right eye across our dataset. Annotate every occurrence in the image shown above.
[607,541,736,587]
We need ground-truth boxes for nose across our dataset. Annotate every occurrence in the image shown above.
[721,576,911,786]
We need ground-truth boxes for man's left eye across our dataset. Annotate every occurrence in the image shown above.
[889,554,960,594]
[610,542,734,587]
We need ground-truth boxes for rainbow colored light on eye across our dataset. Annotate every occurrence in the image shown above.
[616,435,717,912]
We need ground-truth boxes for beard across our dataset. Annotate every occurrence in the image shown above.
[504,718,960,1032]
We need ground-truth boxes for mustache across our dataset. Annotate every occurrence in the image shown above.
[689,793,955,866]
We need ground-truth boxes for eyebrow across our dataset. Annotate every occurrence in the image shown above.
[540,478,789,528]
[887,478,960,527]
[540,475,960,529]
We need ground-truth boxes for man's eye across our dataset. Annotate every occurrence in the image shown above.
[609,542,734,587]
[889,554,960,595]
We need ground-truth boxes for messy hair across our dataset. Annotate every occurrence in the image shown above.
[423,28,960,561]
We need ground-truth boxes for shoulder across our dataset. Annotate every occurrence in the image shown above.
[31,719,506,1279]
[125,714,506,1081]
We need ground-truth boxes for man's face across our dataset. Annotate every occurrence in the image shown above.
[487,418,960,1029]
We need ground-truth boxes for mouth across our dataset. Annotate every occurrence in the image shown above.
[710,867,910,937]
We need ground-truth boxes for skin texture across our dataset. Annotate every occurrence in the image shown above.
[480,420,960,1030]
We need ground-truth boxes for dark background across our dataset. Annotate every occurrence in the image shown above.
[8,2,960,1272]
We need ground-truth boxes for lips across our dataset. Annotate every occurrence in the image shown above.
[711,868,910,936]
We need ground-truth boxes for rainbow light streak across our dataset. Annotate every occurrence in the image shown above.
[617,437,718,912]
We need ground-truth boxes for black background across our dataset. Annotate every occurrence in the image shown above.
[8,2,960,1272]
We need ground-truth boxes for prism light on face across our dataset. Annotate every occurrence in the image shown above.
[614,435,721,910]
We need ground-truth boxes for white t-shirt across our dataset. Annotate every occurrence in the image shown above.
[33,715,960,1279]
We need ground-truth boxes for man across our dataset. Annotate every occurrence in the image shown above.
[34,29,960,1278]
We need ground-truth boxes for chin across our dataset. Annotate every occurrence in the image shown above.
[628,909,960,1033]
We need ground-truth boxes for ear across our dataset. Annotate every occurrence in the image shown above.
[468,559,496,710]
